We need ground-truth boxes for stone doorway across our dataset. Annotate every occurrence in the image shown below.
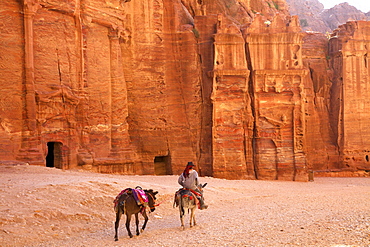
[154,156,171,175]
[46,142,63,169]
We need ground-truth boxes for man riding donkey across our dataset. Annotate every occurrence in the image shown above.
[177,161,208,210]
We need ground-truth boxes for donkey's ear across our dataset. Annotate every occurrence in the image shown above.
[202,183,207,188]
[154,191,159,195]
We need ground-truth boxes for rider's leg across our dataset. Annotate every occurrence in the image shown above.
[194,188,208,210]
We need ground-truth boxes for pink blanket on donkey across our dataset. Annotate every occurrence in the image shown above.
[135,189,148,204]
[113,188,148,208]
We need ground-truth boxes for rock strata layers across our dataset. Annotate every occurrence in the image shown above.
[1,0,370,180]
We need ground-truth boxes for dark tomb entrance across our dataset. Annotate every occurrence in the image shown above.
[46,142,63,169]
[154,156,172,175]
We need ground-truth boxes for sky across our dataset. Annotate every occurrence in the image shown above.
[321,0,370,12]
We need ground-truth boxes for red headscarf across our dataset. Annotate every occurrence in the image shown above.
[183,162,195,178]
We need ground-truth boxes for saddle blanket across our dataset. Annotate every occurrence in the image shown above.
[174,188,200,208]
[113,188,148,208]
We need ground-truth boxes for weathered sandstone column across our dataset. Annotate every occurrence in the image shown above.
[211,15,253,179]
[108,27,138,167]
[17,0,44,164]
[74,1,94,169]
[108,28,130,151]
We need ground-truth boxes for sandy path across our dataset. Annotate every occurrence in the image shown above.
[0,164,369,247]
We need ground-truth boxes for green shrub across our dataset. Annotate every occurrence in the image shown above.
[192,28,200,39]
[272,1,279,10]
[300,19,308,27]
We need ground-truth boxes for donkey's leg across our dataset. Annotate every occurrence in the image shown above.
[189,207,195,227]
[114,209,122,241]
[125,214,133,238]
[141,210,149,233]
[179,206,185,230]
[135,213,140,236]
[192,207,197,226]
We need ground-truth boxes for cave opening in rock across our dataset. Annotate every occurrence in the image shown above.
[154,155,172,175]
[46,142,63,169]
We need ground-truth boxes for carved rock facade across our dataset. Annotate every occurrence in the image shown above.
[1,0,369,180]
[329,21,370,173]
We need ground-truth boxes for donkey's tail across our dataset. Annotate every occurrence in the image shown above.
[115,199,126,215]
[173,193,180,208]
[179,197,185,216]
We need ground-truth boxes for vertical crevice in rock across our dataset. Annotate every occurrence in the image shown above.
[196,51,206,173]
[246,48,258,179]
[244,41,258,179]
[194,14,217,176]
[364,53,368,68]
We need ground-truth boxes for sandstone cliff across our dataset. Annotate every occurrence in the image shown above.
[329,21,370,173]
[1,0,369,180]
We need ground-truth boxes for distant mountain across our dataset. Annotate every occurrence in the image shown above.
[320,2,368,30]
[286,0,330,33]
[286,0,369,33]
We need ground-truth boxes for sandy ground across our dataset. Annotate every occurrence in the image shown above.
[0,164,370,247]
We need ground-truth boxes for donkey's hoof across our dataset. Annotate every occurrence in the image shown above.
[129,235,133,238]
[114,238,118,241]
[140,228,144,233]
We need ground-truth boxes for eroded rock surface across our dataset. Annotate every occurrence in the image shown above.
[1,0,370,180]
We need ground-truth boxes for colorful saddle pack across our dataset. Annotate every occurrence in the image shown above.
[174,188,201,208]
[114,187,149,208]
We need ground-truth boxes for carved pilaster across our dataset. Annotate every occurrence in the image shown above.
[211,14,253,179]
[109,28,127,150]
[23,0,38,132]
[107,27,137,164]
[17,0,44,164]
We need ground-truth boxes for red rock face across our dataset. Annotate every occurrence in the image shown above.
[302,32,339,171]
[1,0,369,180]
[0,1,25,161]
[329,21,370,173]
[244,14,308,181]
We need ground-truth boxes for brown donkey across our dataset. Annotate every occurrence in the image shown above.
[114,188,158,241]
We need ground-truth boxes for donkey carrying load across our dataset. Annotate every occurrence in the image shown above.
[114,187,158,241]
[173,183,207,230]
